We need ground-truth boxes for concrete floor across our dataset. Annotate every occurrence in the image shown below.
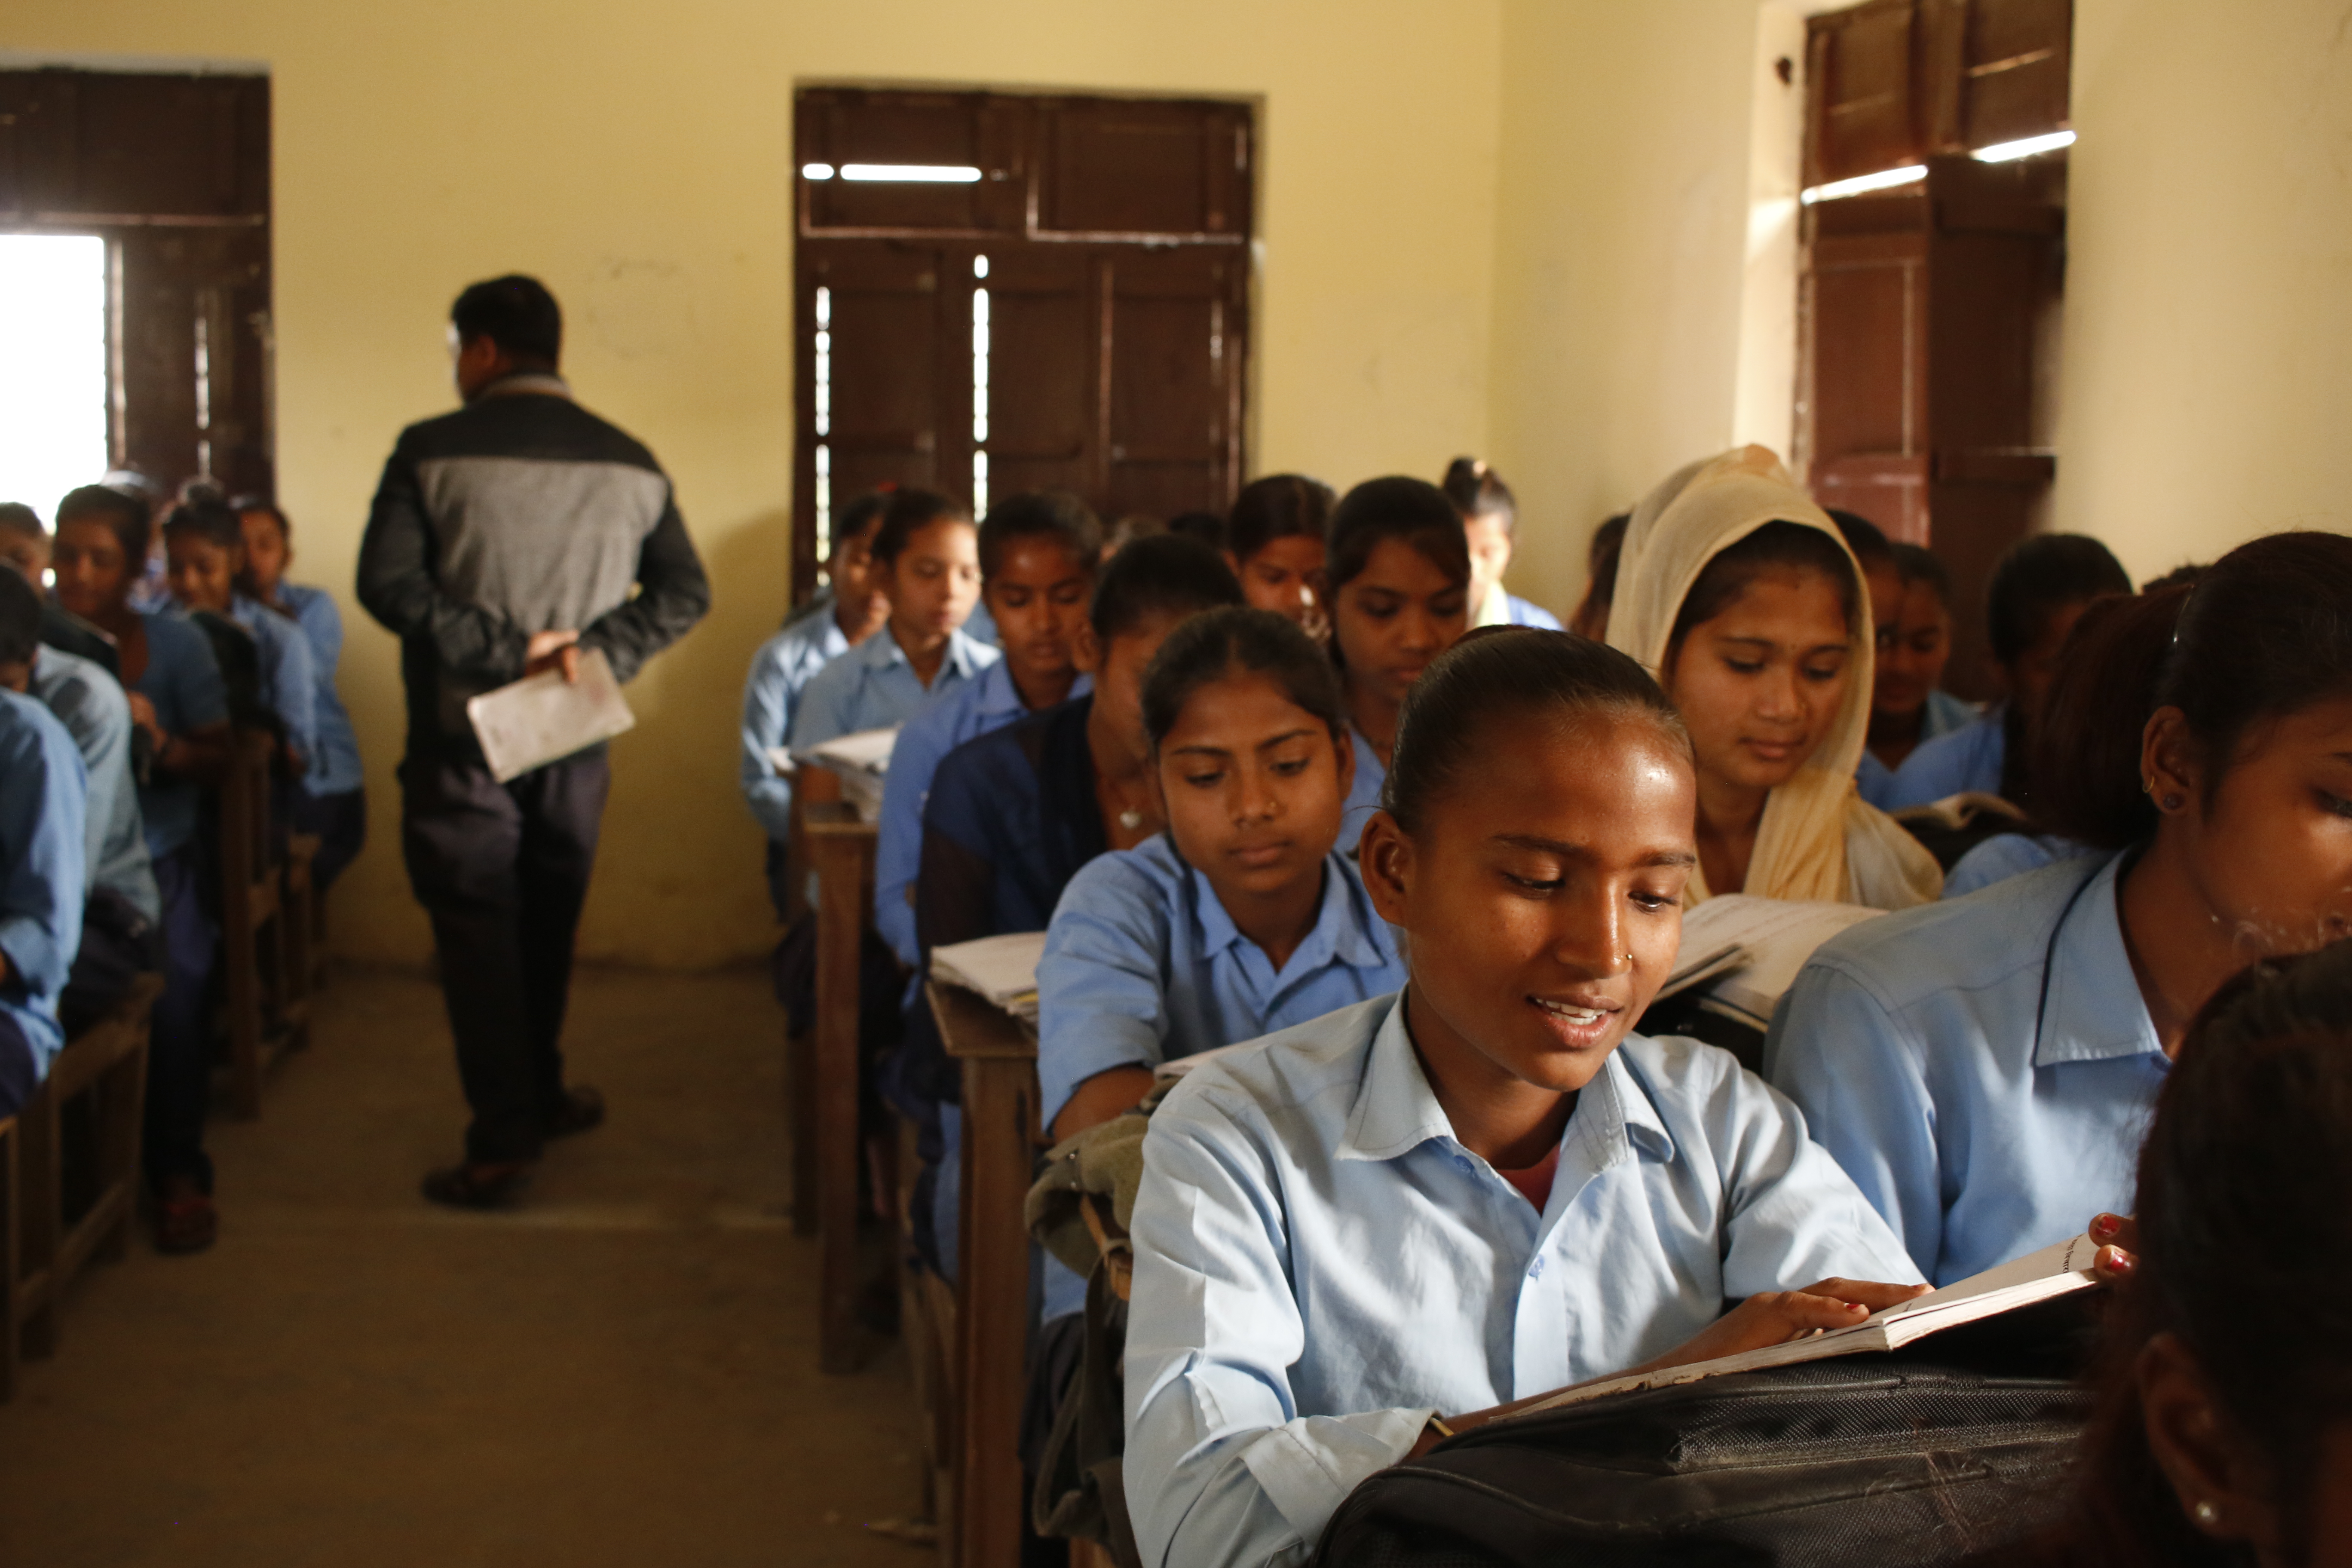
[0,965,930,1567]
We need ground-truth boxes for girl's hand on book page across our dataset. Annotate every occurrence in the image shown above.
[2089,1212,2140,1281]
[1633,1278,1933,1375]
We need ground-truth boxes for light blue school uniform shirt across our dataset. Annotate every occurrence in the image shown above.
[873,661,1090,968]
[788,622,998,752]
[1767,851,2163,1287]
[1038,837,1403,1128]
[1504,593,1562,630]
[0,690,89,1076]
[132,610,230,861]
[228,594,319,772]
[277,584,365,796]
[1339,728,1385,851]
[1941,831,2091,899]
[29,646,159,922]
[962,599,998,648]
[1856,689,1981,808]
[1878,708,2006,810]
[1125,994,1921,1566]
[738,612,853,841]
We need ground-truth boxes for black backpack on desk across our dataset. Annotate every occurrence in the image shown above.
[1310,1307,2092,1568]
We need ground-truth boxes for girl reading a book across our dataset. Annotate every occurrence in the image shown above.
[1122,627,1931,1567]
[1606,447,1940,908]
[1038,607,1405,1149]
[1769,532,2352,1288]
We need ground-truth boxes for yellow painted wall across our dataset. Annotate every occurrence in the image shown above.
[4,0,1504,968]
[1483,0,1769,618]
[2053,0,2352,580]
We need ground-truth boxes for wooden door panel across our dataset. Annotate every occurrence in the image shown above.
[799,89,1023,235]
[1038,101,1244,239]
[983,249,1094,486]
[1809,231,1925,460]
[815,245,946,465]
[1809,0,1918,185]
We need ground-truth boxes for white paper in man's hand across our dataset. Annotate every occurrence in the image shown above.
[466,647,636,783]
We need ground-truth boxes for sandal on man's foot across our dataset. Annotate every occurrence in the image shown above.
[421,1161,536,1210]
[542,1084,606,1140]
[153,1176,218,1255]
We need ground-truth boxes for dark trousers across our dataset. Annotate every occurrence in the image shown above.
[400,750,609,1164]
[295,785,368,894]
[0,1011,36,1120]
[146,847,218,1192]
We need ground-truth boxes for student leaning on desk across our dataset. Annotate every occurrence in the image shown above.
[1121,626,2142,1566]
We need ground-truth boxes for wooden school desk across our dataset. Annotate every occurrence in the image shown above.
[928,980,1044,1568]
[802,790,881,1375]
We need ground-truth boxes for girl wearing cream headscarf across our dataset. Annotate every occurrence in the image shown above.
[1607,446,1941,909]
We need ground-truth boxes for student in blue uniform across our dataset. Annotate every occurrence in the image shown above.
[163,493,319,780]
[1769,532,2352,1286]
[790,488,996,749]
[1039,606,1405,1144]
[1327,478,1472,845]
[1877,533,2131,811]
[0,683,87,1119]
[51,483,232,1253]
[1441,458,1562,630]
[738,491,890,916]
[0,565,159,1032]
[235,497,369,891]
[1223,474,1334,638]
[1124,628,1936,1566]
[900,534,1242,1278]
[873,492,1098,968]
[1857,543,1975,804]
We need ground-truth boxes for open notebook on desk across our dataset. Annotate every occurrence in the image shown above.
[780,725,899,822]
[1651,896,1886,1030]
[1510,1232,2105,1417]
[930,931,1045,1024]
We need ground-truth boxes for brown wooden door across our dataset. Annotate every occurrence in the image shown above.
[792,88,1250,602]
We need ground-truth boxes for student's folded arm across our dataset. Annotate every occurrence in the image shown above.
[1125,1096,1433,1568]
[579,497,710,683]
[738,650,797,841]
[270,623,319,770]
[1037,867,1174,1135]
[355,450,530,683]
[1764,960,1944,1284]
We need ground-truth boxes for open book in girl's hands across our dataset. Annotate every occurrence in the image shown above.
[1510,1232,2106,1416]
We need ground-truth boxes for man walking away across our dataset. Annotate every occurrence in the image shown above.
[358,275,710,1209]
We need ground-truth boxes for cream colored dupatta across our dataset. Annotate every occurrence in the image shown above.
[1606,446,1941,909]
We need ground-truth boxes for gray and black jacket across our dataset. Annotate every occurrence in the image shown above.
[357,374,710,762]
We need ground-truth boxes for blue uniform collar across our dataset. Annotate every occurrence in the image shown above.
[1338,995,1675,1169]
[1186,852,1391,976]
[2034,851,2165,1070]
[855,622,986,680]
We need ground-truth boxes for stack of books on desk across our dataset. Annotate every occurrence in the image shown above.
[930,931,1046,1024]
[776,724,898,823]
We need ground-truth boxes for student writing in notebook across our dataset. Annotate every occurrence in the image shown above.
[873,491,1099,968]
[1222,474,1333,639]
[1769,532,2352,1287]
[1328,477,1472,844]
[896,534,1242,1279]
[51,482,232,1252]
[790,488,995,749]
[738,490,889,916]
[1606,447,1941,908]
[1124,628,1931,1567]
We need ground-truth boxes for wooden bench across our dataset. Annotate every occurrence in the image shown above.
[928,979,1046,1568]
[13,974,162,1365]
[215,728,306,1118]
[802,797,882,1374]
